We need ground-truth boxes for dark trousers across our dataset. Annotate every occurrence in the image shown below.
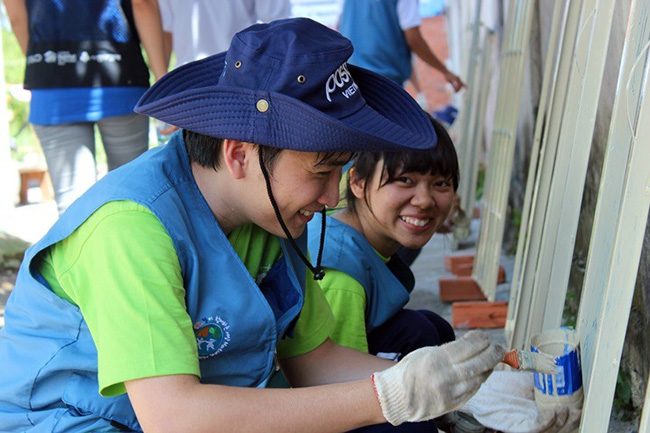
[395,246,421,267]
[348,309,455,432]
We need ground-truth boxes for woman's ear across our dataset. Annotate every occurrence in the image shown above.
[222,139,251,179]
[348,167,366,201]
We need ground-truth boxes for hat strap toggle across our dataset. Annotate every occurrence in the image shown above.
[258,148,326,280]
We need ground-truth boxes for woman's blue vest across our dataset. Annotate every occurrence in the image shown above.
[307,213,411,332]
[339,0,412,85]
[0,132,306,432]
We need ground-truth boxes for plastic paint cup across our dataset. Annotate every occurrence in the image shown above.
[530,328,584,410]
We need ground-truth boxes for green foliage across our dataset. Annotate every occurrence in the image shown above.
[612,369,636,421]
[3,30,40,160]
[504,207,522,254]
[7,98,36,160]
[2,30,25,84]
[562,289,578,328]
[511,207,522,231]
[475,165,486,201]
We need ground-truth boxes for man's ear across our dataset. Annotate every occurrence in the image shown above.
[222,139,252,179]
[348,167,366,200]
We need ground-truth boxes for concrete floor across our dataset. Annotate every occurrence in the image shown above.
[3,200,58,244]
[408,218,508,347]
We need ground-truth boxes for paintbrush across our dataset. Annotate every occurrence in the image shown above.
[502,349,557,374]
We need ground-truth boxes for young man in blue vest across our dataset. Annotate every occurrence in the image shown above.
[0,18,504,432]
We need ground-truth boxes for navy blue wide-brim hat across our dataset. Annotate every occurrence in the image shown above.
[135,17,436,153]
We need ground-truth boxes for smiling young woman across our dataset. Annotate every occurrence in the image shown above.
[307,117,460,432]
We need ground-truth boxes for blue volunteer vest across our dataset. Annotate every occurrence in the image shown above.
[0,132,306,432]
[339,0,412,84]
[307,213,411,332]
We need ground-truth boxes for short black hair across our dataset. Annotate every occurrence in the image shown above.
[183,129,283,171]
[345,116,459,212]
[183,129,352,175]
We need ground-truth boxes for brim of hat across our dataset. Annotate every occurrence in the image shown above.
[135,53,436,152]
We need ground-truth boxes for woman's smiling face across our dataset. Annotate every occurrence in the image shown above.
[350,160,456,257]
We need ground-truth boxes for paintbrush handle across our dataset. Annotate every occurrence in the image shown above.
[502,349,521,369]
[501,349,557,374]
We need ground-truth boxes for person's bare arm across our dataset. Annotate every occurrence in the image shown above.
[280,338,395,386]
[126,332,504,431]
[157,30,179,135]
[126,373,384,433]
[131,0,168,80]
[3,0,29,55]
[403,26,465,92]
[284,333,505,427]
[162,30,172,68]
[127,339,389,431]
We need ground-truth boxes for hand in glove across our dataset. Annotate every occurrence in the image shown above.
[459,371,582,433]
[371,330,505,426]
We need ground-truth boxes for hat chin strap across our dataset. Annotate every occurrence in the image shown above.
[258,148,326,281]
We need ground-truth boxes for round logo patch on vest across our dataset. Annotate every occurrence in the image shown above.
[194,316,231,359]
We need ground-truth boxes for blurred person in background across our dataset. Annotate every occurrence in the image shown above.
[338,0,464,92]
[158,0,291,68]
[155,0,291,140]
[4,0,167,215]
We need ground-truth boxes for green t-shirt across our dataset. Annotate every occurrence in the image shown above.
[38,200,334,396]
[320,252,390,354]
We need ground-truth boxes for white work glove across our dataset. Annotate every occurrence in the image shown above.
[371,330,505,426]
[459,371,582,433]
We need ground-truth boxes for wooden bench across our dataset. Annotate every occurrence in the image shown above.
[18,165,54,205]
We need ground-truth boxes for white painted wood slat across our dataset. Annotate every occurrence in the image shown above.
[508,0,584,349]
[472,0,536,301]
[538,0,618,332]
[521,0,617,339]
[455,0,485,240]
[505,0,568,344]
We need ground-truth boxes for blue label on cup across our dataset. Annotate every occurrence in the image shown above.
[532,344,582,396]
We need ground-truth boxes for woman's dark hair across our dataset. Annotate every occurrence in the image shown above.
[345,116,459,212]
